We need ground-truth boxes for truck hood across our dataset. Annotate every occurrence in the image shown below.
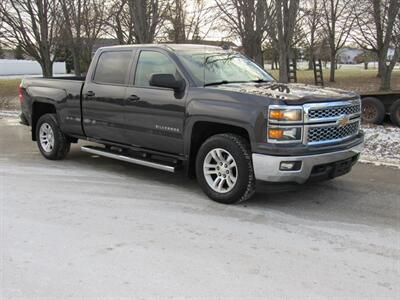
[207,82,359,104]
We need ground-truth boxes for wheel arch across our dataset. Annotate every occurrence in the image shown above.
[31,101,57,141]
[185,119,252,178]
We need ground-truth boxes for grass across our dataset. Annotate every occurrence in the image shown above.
[0,79,21,99]
[0,79,21,110]
[267,68,400,93]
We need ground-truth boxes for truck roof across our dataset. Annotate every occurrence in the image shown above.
[97,43,224,52]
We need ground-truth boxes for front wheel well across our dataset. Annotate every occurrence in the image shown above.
[31,102,56,141]
[187,121,251,178]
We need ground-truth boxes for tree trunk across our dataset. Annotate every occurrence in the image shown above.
[41,60,53,77]
[72,49,81,77]
[254,37,264,67]
[380,67,392,91]
[329,49,336,82]
[278,44,289,83]
[308,59,313,70]
[364,62,368,70]
[242,36,263,67]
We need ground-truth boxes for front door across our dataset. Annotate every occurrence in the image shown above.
[124,50,186,155]
[82,50,133,143]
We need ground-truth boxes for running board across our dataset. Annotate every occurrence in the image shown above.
[81,146,176,173]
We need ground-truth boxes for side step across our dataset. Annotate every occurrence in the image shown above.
[81,146,176,173]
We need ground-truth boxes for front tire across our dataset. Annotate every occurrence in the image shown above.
[36,113,70,160]
[195,134,255,204]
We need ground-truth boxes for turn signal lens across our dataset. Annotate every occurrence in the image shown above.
[268,128,284,139]
[268,127,302,142]
[269,109,302,121]
[269,110,285,120]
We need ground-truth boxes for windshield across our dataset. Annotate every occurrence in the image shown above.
[176,50,274,86]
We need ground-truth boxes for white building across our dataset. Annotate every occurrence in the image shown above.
[0,59,66,76]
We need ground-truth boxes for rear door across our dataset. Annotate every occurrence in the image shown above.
[123,50,187,155]
[82,49,134,143]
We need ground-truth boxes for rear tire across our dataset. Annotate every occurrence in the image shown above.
[195,133,255,204]
[361,97,385,124]
[36,113,71,160]
[389,99,400,127]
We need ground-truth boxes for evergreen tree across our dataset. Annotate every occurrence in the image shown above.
[0,45,5,59]
[14,44,24,60]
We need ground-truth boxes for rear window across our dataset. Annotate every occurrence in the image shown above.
[93,51,132,85]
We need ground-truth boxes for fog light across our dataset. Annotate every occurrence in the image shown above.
[280,161,302,171]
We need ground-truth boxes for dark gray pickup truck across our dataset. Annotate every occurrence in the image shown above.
[19,44,364,204]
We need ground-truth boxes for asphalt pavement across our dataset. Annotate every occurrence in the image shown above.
[1,116,399,299]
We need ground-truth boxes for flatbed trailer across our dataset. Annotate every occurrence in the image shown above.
[360,90,400,126]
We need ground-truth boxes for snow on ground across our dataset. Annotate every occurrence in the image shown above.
[0,110,19,118]
[361,124,400,168]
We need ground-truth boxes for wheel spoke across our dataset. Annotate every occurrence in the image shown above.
[226,176,234,187]
[204,163,216,169]
[216,149,225,161]
[205,170,217,175]
[217,178,225,191]
[213,177,222,188]
[210,150,219,162]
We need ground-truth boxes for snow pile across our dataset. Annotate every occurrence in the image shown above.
[361,124,400,168]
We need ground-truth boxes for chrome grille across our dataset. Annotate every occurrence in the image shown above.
[308,104,360,120]
[307,121,359,144]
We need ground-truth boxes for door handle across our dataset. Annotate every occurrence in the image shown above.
[86,91,95,98]
[126,95,140,102]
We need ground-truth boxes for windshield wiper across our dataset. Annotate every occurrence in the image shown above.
[250,78,271,83]
[204,80,245,87]
[204,79,271,87]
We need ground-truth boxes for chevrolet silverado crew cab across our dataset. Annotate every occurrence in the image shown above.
[19,44,364,204]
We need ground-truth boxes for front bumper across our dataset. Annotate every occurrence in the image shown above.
[252,142,363,183]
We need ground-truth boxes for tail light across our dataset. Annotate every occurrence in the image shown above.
[18,84,24,103]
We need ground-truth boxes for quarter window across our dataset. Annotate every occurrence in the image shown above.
[93,51,132,85]
[135,51,178,87]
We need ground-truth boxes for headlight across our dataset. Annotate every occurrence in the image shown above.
[267,127,302,143]
[269,108,303,122]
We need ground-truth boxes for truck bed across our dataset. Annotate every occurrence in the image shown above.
[20,76,86,137]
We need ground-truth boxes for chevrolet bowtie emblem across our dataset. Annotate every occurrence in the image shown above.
[337,115,350,127]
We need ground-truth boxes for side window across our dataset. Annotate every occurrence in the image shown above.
[135,51,178,87]
[93,51,132,85]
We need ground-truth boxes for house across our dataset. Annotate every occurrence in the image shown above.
[337,48,364,64]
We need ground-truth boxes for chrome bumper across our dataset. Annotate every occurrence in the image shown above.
[252,142,363,183]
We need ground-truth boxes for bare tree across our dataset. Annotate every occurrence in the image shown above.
[166,0,186,42]
[108,0,134,44]
[0,0,61,76]
[322,0,356,82]
[272,0,300,82]
[353,0,400,90]
[128,0,167,43]
[215,0,272,66]
[59,0,110,76]
[165,0,216,43]
[299,0,324,69]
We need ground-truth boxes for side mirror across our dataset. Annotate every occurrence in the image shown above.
[149,73,185,92]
